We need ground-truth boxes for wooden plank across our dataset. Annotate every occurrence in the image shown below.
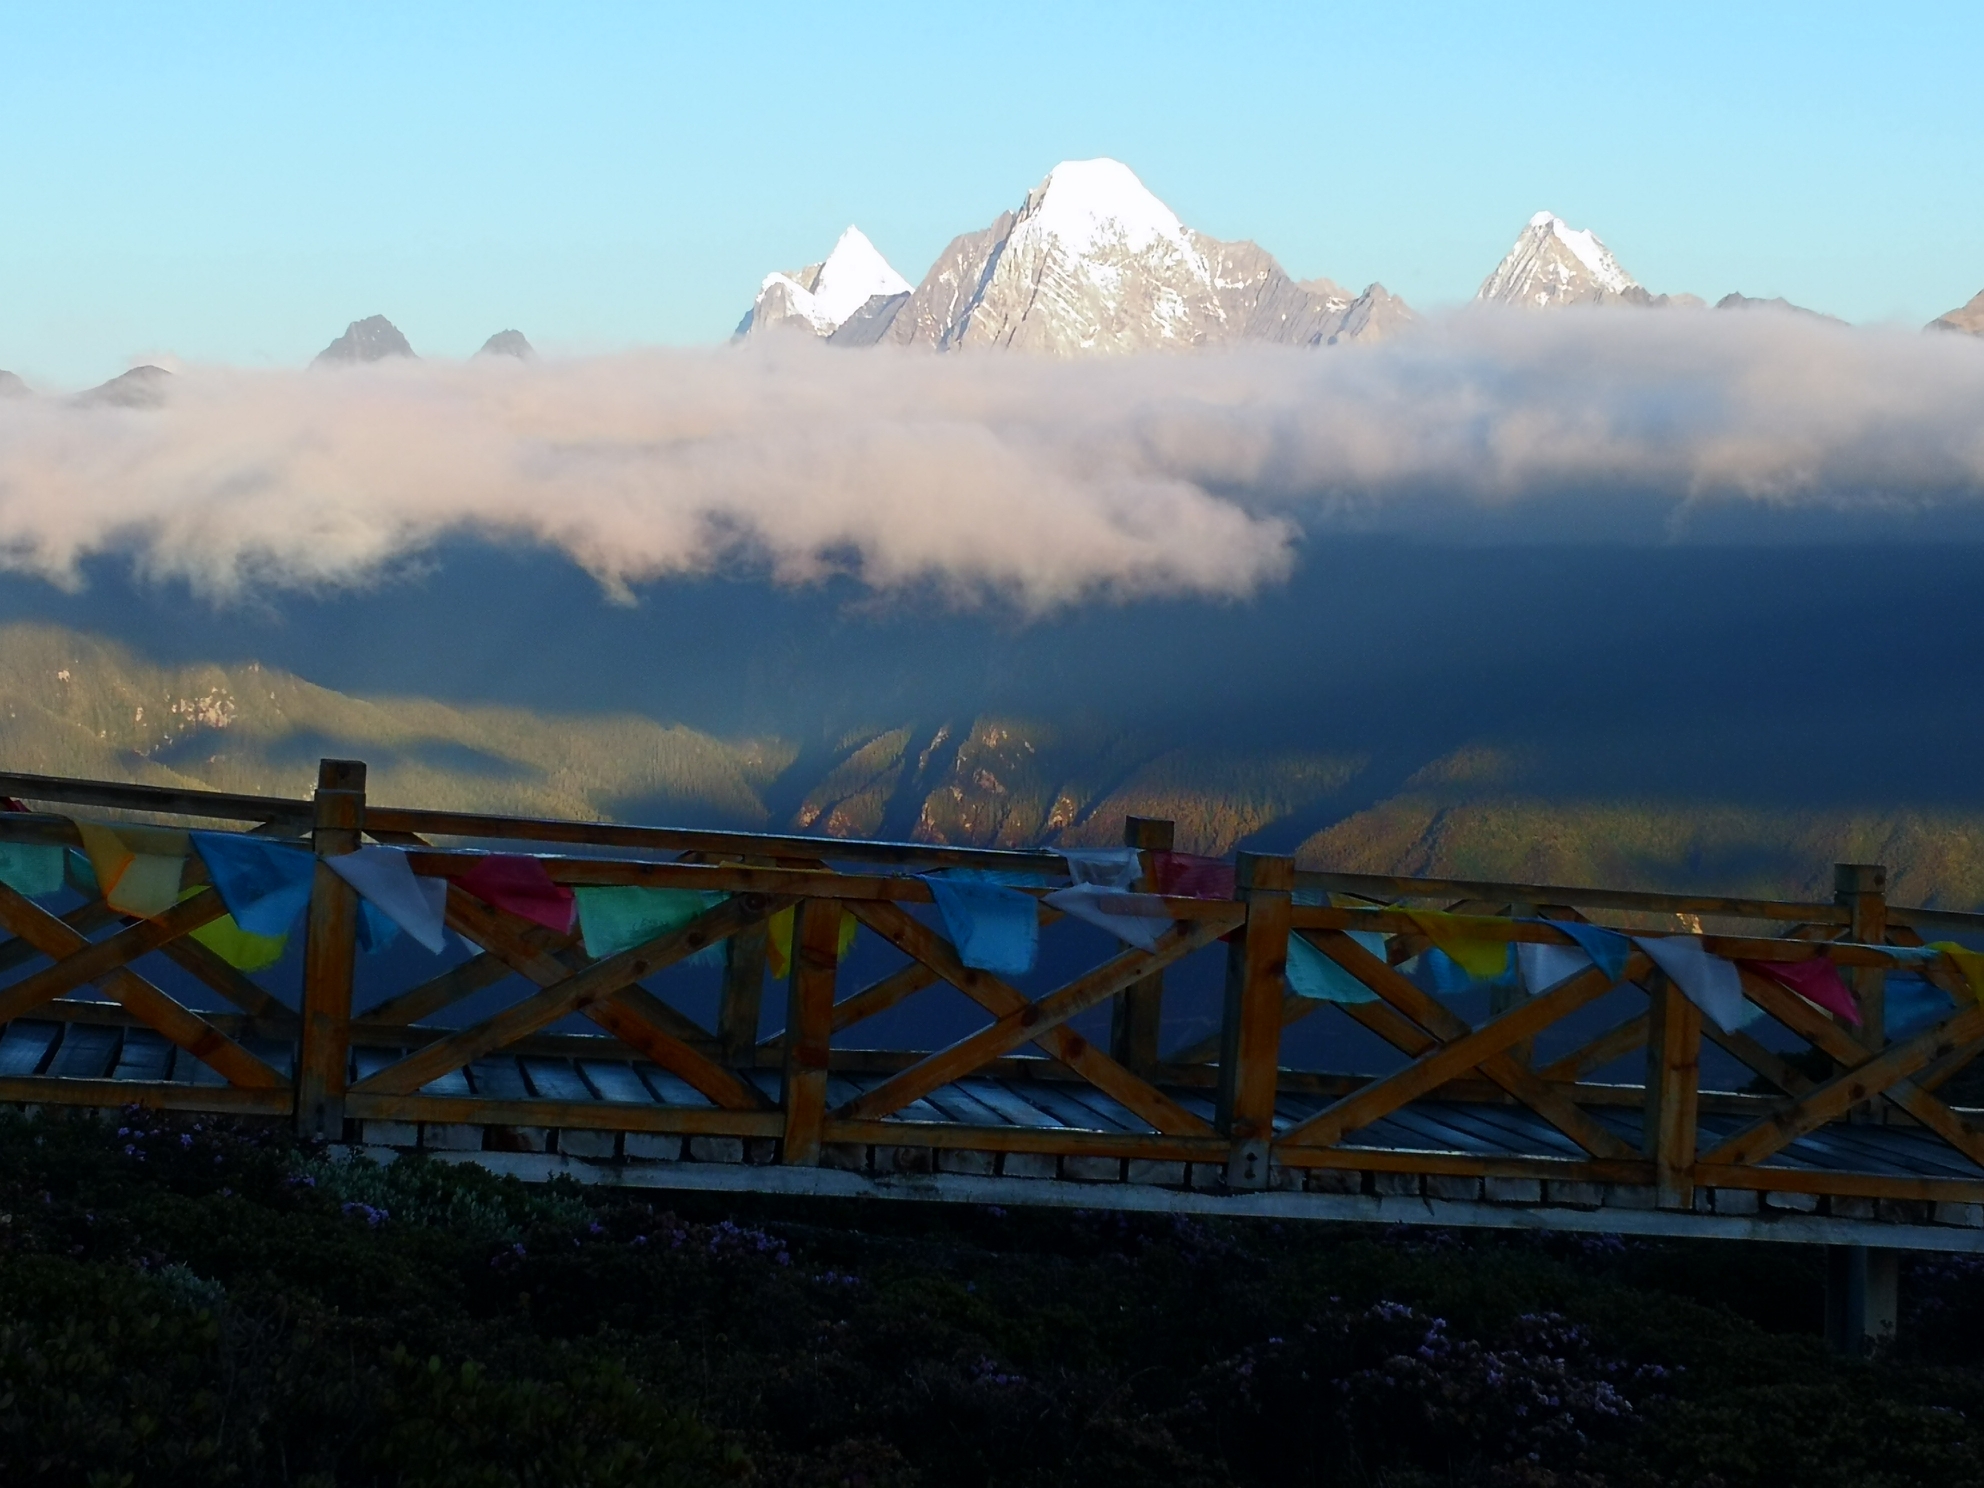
[1338,992,1440,1056]
[368,805,1070,876]
[1702,1004,1984,1168]
[1644,975,1702,1209]
[0,900,119,974]
[823,1117,1225,1163]
[0,770,312,826]
[1217,854,1293,1149]
[845,899,1214,1136]
[1704,1021,1817,1097]
[781,899,841,1165]
[0,889,228,1023]
[362,947,537,1027]
[1537,1015,1649,1083]
[579,1060,656,1104]
[842,900,1225,1131]
[1294,868,1845,926]
[0,1075,292,1116]
[297,761,364,1138]
[345,1090,784,1136]
[522,1058,593,1102]
[1285,932,1641,1160]
[158,936,296,1025]
[827,961,938,1037]
[50,1024,120,1078]
[1695,1161,1984,1205]
[954,1078,1068,1129]
[718,919,769,1063]
[0,882,284,1089]
[0,1021,61,1076]
[1836,863,1888,1050]
[1111,816,1174,1074]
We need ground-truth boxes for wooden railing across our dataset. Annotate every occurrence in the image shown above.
[3,759,1983,1223]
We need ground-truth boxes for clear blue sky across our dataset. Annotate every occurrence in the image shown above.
[2,1,1978,385]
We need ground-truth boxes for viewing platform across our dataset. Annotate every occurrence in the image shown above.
[4,759,1984,1300]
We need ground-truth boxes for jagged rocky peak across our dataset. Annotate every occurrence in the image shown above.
[1928,290,1984,336]
[1477,210,1649,309]
[0,370,29,399]
[1716,292,1844,325]
[735,226,913,343]
[312,314,416,366]
[886,157,1413,354]
[478,329,535,359]
[76,365,171,409]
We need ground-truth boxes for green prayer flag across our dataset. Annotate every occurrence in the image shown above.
[577,885,728,966]
[0,841,67,899]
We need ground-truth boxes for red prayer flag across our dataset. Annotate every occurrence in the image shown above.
[459,854,576,935]
[1151,852,1237,901]
[1740,957,1862,1027]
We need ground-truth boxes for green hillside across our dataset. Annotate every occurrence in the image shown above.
[1,622,1979,908]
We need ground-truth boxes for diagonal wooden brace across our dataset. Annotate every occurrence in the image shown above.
[0,882,283,1089]
[841,900,1227,1132]
[1704,974,1984,1168]
[1277,932,1642,1159]
[349,887,787,1104]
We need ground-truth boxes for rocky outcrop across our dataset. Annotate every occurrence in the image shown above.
[478,330,534,359]
[1928,290,1984,336]
[76,365,170,409]
[313,315,416,366]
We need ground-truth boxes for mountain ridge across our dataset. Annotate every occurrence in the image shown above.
[6,619,1981,910]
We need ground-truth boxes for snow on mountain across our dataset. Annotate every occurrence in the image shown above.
[735,227,913,341]
[880,158,1411,354]
[737,160,1412,356]
[1476,211,1650,309]
[0,370,28,398]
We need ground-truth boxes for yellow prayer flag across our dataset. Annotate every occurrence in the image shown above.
[766,905,859,980]
[76,820,190,919]
[1405,910,1513,982]
[1929,942,1984,1002]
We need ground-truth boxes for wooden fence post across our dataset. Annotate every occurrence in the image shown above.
[1112,816,1174,1074]
[296,758,364,1141]
[1643,972,1701,1209]
[719,879,770,1065]
[1836,863,1889,1052]
[1218,852,1293,1189]
[781,897,839,1165]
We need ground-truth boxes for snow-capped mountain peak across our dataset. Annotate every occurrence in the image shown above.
[735,159,1416,354]
[1478,211,1642,308]
[1022,158,1195,261]
[801,227,913,328]
[736,226,913,342]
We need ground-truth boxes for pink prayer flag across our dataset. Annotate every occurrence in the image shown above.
[1741,957,1862,1027]
[459,854,576,935]
[1151,852,1236,901]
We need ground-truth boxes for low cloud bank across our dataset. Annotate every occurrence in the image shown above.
[2,311,1982,608]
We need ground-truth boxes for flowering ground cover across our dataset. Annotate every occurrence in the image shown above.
[5,1106,1984,1486]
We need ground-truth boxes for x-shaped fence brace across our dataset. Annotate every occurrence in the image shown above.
[7,815,1984,1201]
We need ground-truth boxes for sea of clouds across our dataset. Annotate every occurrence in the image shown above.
[3,309,1982,611]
